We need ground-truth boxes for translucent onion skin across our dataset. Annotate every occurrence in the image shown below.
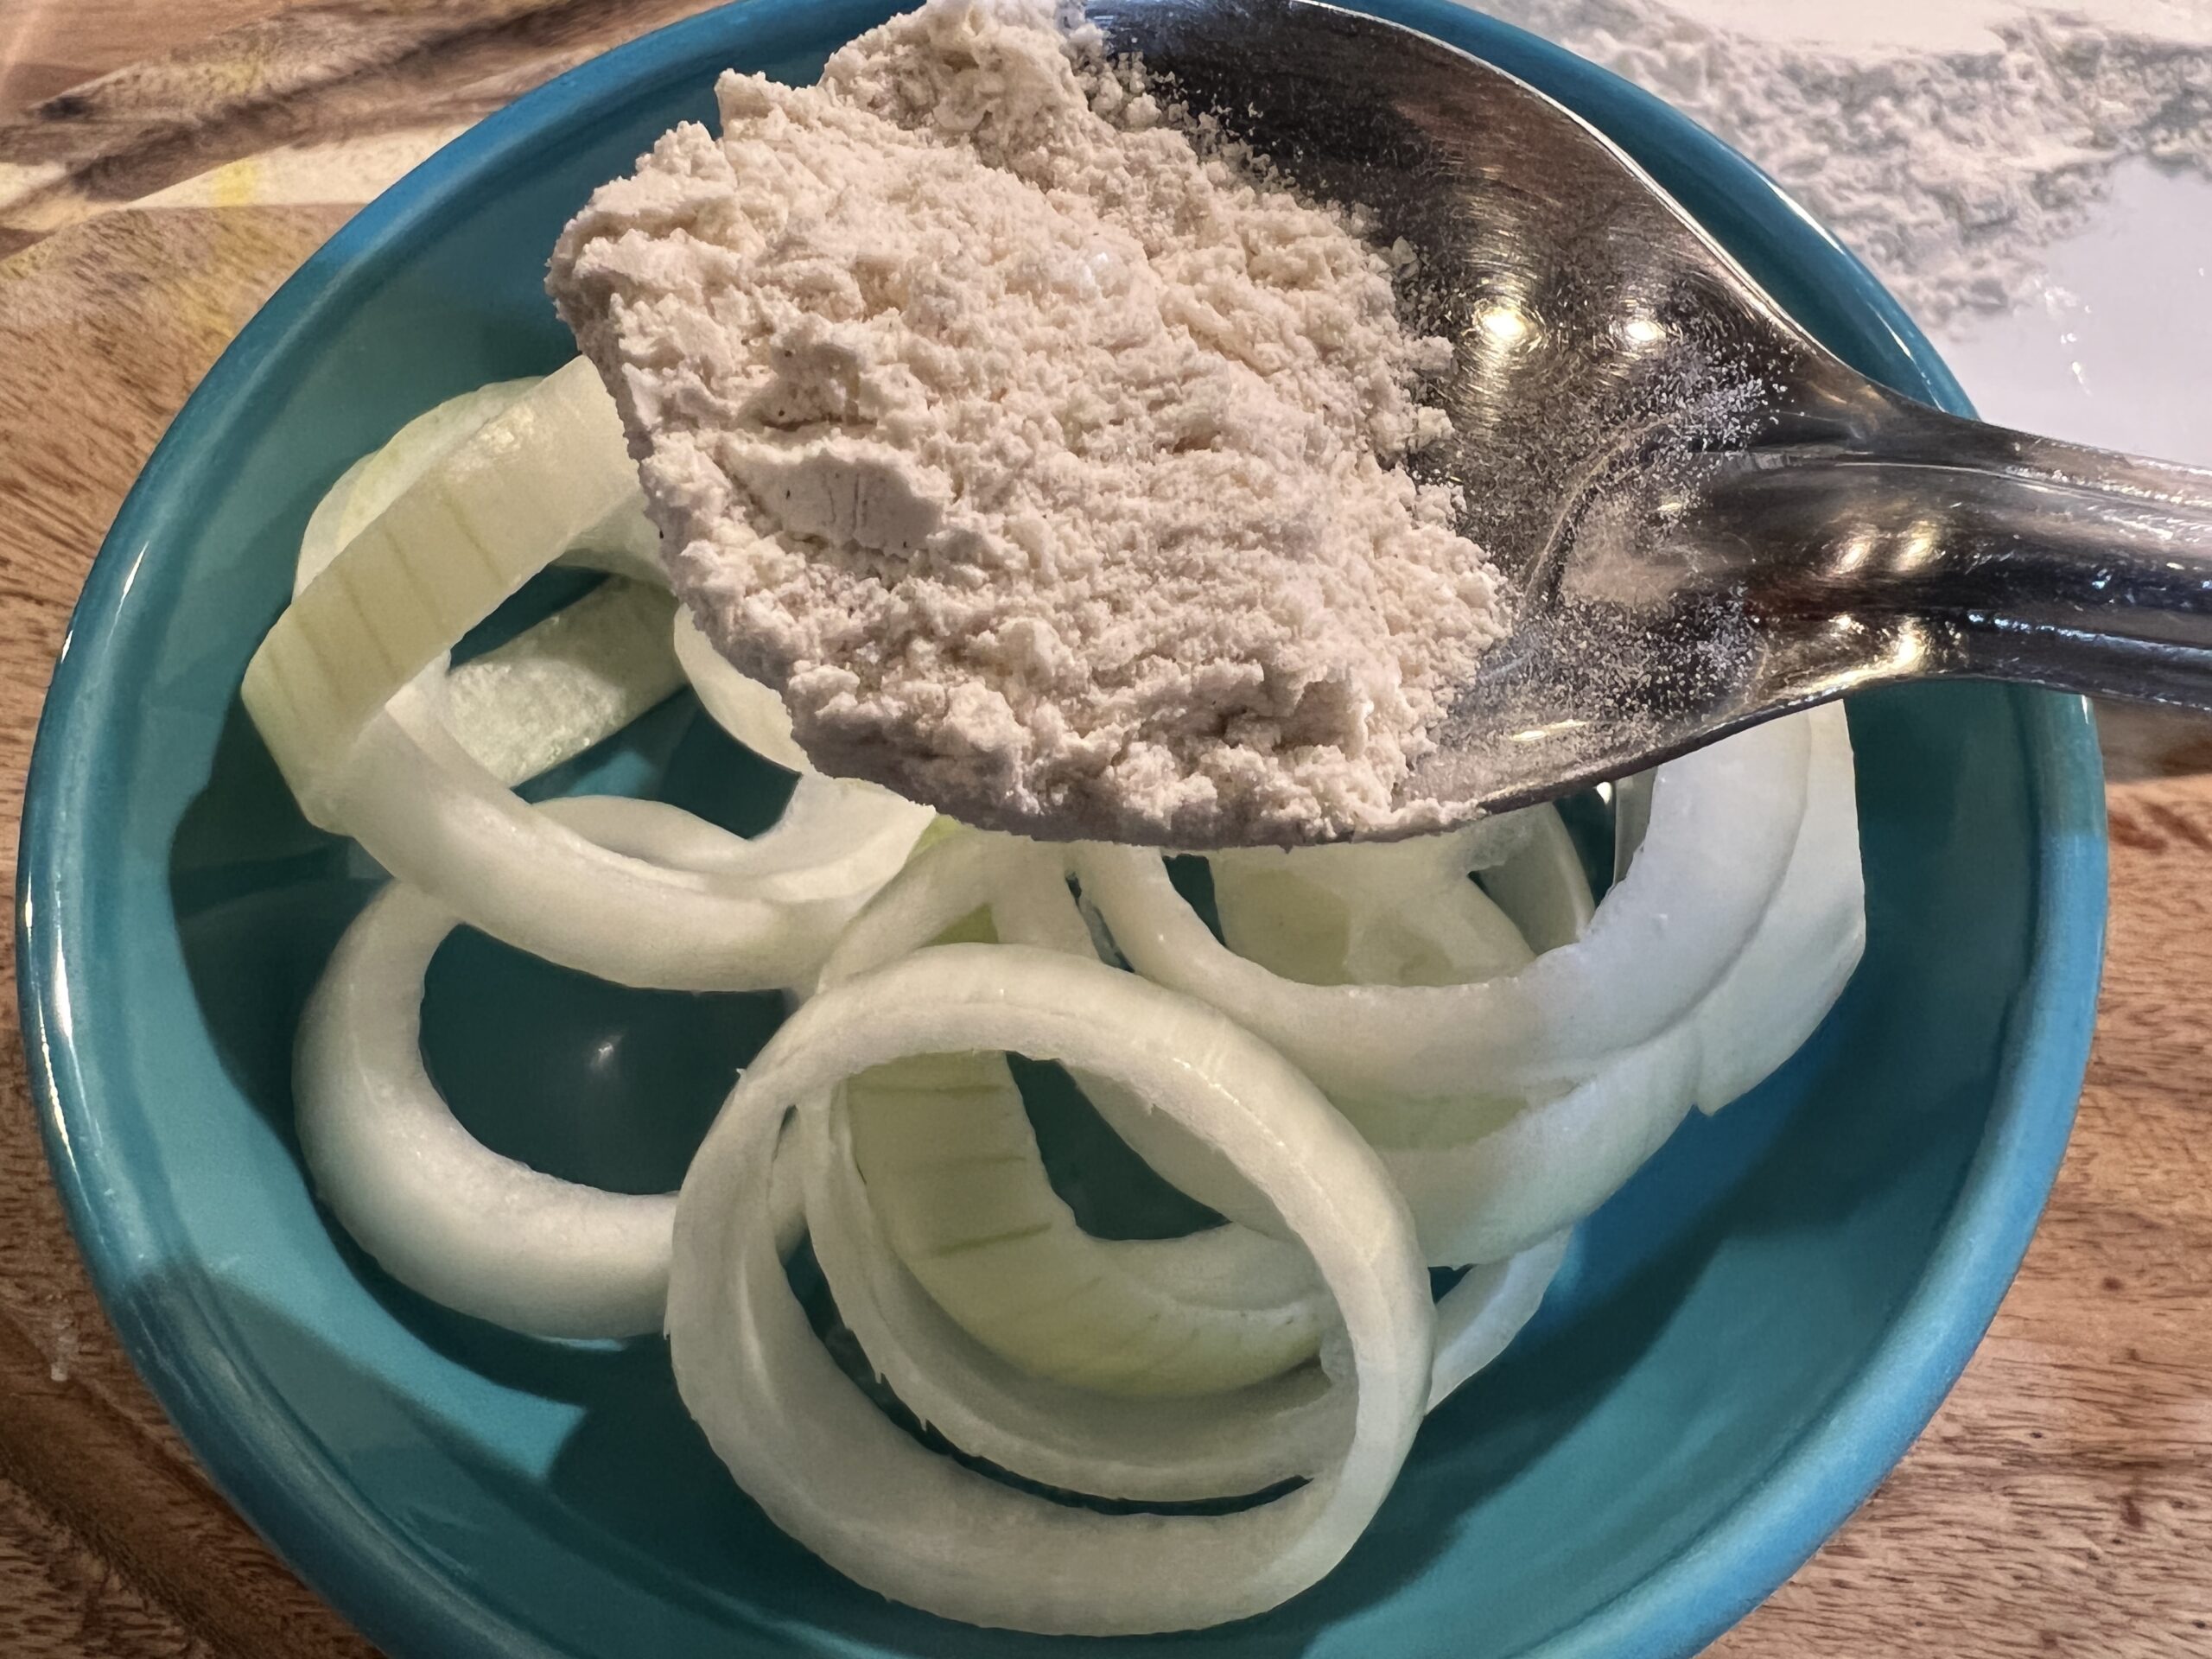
[669,945,1434,1636]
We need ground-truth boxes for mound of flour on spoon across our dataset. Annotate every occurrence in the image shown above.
[550,0,1500,844]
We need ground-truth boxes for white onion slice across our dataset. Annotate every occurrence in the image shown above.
[842,1052,1326,1395]
[247,358,658,823]
[810,829,1058,988]
[1202,823,1662,1267]
[328,710,925,989]
[297,451,377,596]
[813,1092,1571,1499]
[1476,804,1597,956]
[296,860,670,1339]
[822,834,1326,1395]
[250,359,930,989]
[1203,826,1537,1211]
[806,1103,1351,1502]
[1041,1061,1295,1240]
[668,945,1433,1635]
[1357,713,1859,1265]
[672,608,810,773]
[817,1083,1562,1496]
[1427,1230,1572,1410]
[294,382,683,788]
[294,787,838,1338]
[1211,826,1535,989]
[1128,716,1848,1267]
[1072,715,1810,1101]
[296,376,659,593]
[1688,702,1865,1111]
[436,577,683,786]
[812,830,1555,1499]
[294,380,537,595]
[1375,1027,1700,1265]
[823,830,1282,1237]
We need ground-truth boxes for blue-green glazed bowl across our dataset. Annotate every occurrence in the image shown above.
[16,1,2106,1655]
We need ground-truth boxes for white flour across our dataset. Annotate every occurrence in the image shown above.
[1479,0,2212,327]
[551,0,1498,844]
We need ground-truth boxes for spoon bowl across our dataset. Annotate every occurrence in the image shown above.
[1088,0,2212,841]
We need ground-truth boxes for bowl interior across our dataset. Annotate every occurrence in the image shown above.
[20,2,2104,1657]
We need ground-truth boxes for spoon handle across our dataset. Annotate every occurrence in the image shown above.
[1724,405,2212,709]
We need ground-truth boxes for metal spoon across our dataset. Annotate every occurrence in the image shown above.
[1084,0,2212,840]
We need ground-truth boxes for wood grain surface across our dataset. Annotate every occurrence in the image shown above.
[0,3,2208,1655]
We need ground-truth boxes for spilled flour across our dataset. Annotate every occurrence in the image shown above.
[550,0,1499,844]
[1482,0,2212,327]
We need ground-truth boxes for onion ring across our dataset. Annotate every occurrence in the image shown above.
[1072,715,1812,1103]
[669,945,1433,1634]
[250,360,930,990]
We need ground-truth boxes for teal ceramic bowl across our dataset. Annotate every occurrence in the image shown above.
[16,1,2106,1655]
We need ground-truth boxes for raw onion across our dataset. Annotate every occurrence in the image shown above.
[248,358,655,803]
[295,379,684,787]
[1685,702,1865,1111]
[668,944,1433,1635]
[1475,804,1597,955]
[1072,715,1811,1102]
[1210,823,1535,989]
[249,359,930,989]
[809,832,1564,1505]
[297,831,664,1338]
[673,608,811,773]
[435,577,683,786]
[1429,1230,1571,1409]
[806,1099,1351,1502]
[257,359,1865,1638]
[823,834,1327,1396]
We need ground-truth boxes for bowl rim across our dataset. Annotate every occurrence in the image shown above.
[15,2,2108,1656]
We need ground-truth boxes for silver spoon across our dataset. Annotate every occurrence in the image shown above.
[1082,0,2212,841]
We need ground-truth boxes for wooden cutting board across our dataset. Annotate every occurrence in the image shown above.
[0,3,2206,1653]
